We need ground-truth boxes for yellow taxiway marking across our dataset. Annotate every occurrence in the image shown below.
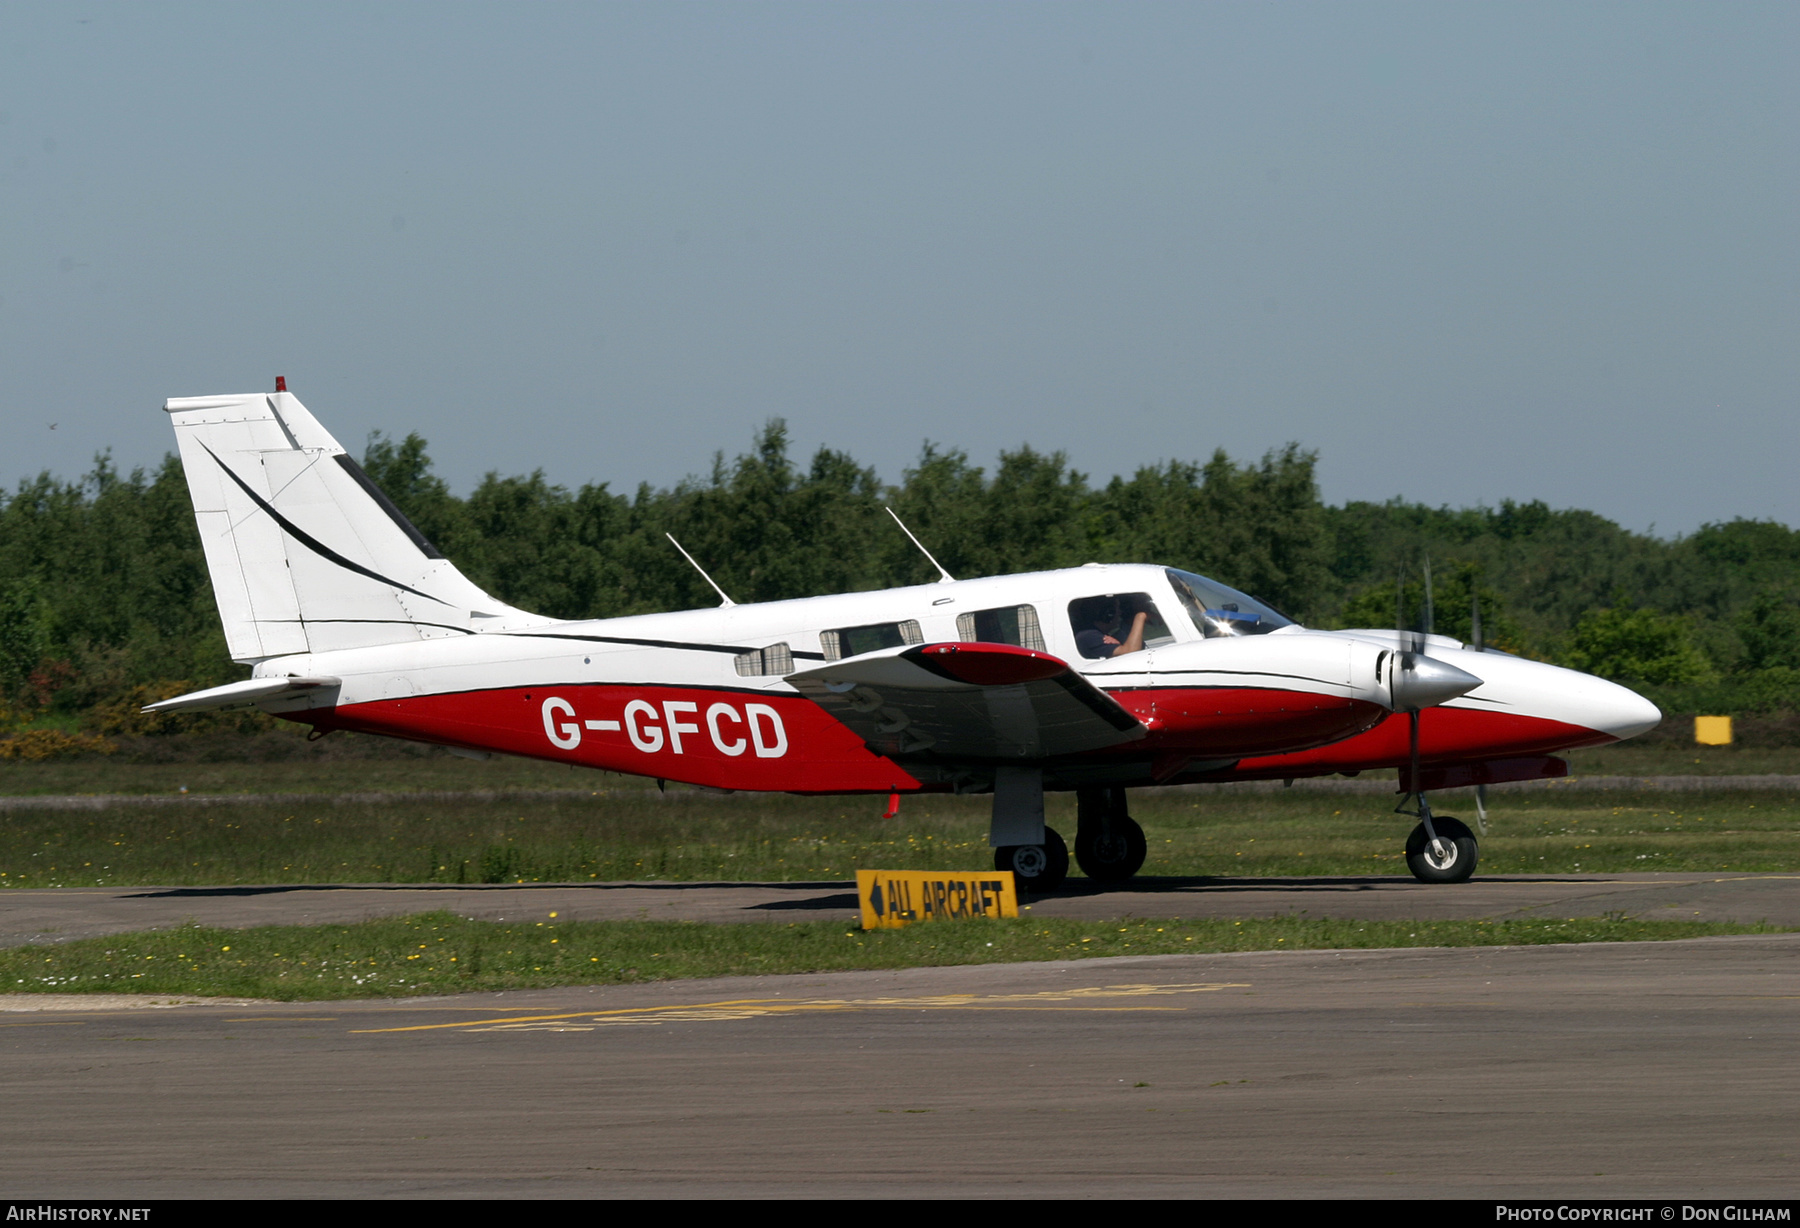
[224,1016,341,1022]
[0,1020,86,1027]
[353,982,1251,1034]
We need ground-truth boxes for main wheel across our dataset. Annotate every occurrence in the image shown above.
[1404,816,1479,883]
[1074,815,1147,882]
[995,826,1069,893]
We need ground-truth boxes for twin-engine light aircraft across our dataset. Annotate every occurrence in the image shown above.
[147,384,1661,890]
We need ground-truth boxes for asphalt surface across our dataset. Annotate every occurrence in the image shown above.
[1,935,1796,1197]
[2,872,1797,948]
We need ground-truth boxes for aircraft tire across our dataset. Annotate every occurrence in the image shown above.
[995,826,1069,893]
[1404,817,1479,883]
[1074,815,1147,882]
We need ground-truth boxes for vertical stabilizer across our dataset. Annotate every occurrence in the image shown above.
[165,389,547,662]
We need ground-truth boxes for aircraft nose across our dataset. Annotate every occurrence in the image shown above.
[1595,681,1662,741]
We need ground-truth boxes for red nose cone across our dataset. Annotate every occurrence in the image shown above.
[275,376,287,392]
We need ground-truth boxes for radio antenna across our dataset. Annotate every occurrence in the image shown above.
[885,507,955,583]
[666,533,735,607]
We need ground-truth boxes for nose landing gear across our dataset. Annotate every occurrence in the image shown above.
[1400,793,1479,883]
[1405,815,1478,882]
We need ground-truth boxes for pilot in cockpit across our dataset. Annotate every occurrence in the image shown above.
[1073,594,1150,660]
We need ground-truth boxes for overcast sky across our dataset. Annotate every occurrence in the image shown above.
[3,2,1794,536]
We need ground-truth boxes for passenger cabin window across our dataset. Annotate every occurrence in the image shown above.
[734,642,794,677]
[1067,594,1174,660]
[1164,568,1293,638]
[820,620,923,662]
[956,605,1046,652]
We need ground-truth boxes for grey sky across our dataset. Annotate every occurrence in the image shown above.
[3,2,1794,536]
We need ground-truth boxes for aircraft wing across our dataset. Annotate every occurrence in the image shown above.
[785,642,1146,760]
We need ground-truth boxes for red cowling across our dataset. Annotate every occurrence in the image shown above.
[906,642,1070,686]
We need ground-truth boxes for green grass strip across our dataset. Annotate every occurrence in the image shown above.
[6,789,1799,888]
[2,912,1785,1002]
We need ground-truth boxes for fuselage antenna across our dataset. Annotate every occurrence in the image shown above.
[885,507,955,584]
[665,533,736,607]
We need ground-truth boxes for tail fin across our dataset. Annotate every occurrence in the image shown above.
[165,388,548,662]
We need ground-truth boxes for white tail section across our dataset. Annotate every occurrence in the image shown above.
[165,390,549,662]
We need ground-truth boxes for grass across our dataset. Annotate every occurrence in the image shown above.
[1563,740,1800,777]
[3,911,1783,1001]
[2,787,1797,888]
[0,751,601,797]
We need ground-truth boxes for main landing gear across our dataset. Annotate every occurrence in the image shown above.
[995,829,1069,894]
[988,773,1147,894]
[1073,786,1147,883]
[988,765,1067,893]
[1401,794,1479,884]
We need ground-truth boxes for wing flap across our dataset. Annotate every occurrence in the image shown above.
[786,642,1145,760]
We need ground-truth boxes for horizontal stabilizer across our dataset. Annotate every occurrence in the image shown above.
[787,642,1145,761]
[142,676,340,714]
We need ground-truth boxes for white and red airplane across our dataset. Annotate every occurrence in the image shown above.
[146,383,1661,890]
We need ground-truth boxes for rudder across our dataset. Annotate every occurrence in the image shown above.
[165,387,545,662]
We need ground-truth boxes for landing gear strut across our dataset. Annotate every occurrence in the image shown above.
[989,765,1068,893]
[1074,787,1147,882]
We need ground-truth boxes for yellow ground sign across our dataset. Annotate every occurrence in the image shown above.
[857,870,1018,930]
[1695,715,1733,746]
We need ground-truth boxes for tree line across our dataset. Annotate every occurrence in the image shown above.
[1,423,1796,747]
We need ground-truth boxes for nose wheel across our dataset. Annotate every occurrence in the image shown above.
[1404,815,1478,883]
[995,827,1069,893]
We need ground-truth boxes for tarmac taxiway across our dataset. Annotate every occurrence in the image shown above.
[2,872,1796,1197]
[2,934,1796,1197]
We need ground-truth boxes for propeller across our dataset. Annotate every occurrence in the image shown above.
[1470,579,1488,834]
[1389,559,1479,713]
[1389,555,1482,859]
[1422,555,1434,640]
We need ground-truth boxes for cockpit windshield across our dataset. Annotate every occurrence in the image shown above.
[1164,568,1295,638]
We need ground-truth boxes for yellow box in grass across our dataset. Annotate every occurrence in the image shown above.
[857,870,1018,930]
[1695,715,1733,746]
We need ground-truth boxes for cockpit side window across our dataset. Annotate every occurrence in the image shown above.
[1066,593,1173,660]
[1164,568,1294,638]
